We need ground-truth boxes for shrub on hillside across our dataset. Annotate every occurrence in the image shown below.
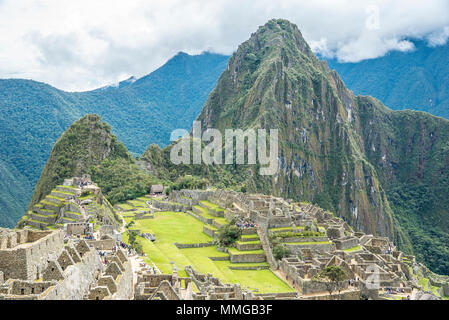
[217,218,242,247]
[273,243,290,260]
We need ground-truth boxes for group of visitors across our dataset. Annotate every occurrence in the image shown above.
[78,179,89,188]
[385,287,406,294]
[97,251,108,264]
[235,221,258,228]
[66,193,82,205]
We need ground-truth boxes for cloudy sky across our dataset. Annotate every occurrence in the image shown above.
[0,0,448,91]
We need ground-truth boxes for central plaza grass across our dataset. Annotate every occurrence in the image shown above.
[123,211,294,293]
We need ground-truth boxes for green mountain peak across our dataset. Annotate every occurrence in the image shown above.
[28,114,131,209]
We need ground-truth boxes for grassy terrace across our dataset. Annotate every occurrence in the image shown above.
[241,234,260,240]
[236,240,261,245]
[128,199,148,207]
[200,200,225,212]
[122,211,293,293]
[270,226,326,233]
[285,241,332,245]
[57,185,76,189]
[116,203,136,211]
[55,190,75,196]
[228,248,265,255]
[344,245,362,253]
[193,205,228,225]
[66,210,81,214]
[269,226,305,232]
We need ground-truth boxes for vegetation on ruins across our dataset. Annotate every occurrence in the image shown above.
[273,244,290,261]
[89,158,160,205]
[217,218,242,247]
[312,266,348,298]
[165,175,209,195]
[269,234,291,260]
[127,229,143,255]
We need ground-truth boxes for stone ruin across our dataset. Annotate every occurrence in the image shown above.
[185,266,256,300]
[20,176,120,231]
[0,227,133,300]
[159,188,448,300]
[134,268,190,300]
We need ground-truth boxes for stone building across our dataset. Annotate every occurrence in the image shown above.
[0,228,132,300]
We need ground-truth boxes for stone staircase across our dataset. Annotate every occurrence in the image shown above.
[257,226,278,269]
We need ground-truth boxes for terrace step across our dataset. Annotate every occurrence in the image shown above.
[208,256,230,261]
[28,212,57,224]
[240,234,260,242]
[63,211,82,220]
[51,190,76,199]
[203,225,218,238]
[236,241,262,251]
[25,219,50,230]
[60,217,77,224]
[56,186,79,194]
[228,265,269,270]
[228,248,266,263]
[198,201,225,217]
[45,195,64,205]
[41,200,60,212]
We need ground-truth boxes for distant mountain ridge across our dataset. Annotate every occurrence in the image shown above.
[0,52,229,227]
[327,40,449,119]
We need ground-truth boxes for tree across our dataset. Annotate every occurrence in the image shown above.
[217,218,242,247]
[313,265,347,299]
[273,243,290,260]
[127,229,143,255]
[125,221,135,229]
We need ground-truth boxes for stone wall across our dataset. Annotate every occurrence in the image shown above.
[112,260,134,300]
[66,223,93,236]
[42,249,103,300]
[333,237,359,250]
[87,238,116,250]
[0,230,64,281]
[174,242,214,249]
[229,252,266,263]
[203,226,217,238]
[281,236,329,243]
[286,243,335,255]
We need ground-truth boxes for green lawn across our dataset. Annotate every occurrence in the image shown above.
[123,211,294,293]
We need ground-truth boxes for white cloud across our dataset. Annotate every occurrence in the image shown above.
[0,0,448,91]
[428,26,449,46]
